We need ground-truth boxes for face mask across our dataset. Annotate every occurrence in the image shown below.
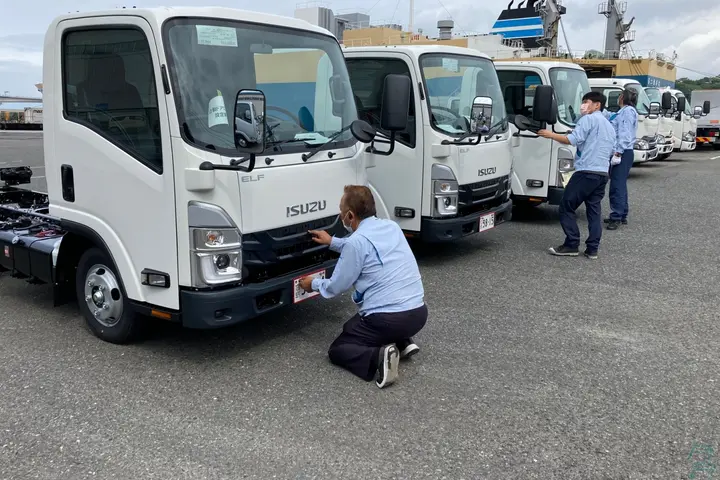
[580,103,590,115]
[342,212,353,233]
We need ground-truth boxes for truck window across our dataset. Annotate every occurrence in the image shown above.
[497,70,541,118]
[163,19,358,156]
[420,53,507,138]
[591,87,621,113]
[345,58,416,148]
[62,28,163,173]
[548,68,590,127]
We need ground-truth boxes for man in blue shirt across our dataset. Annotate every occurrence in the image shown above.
[298,185,427,389]
[602,89,639,230]
[537,91,615,259]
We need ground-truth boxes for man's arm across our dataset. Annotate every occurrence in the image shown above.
[311,240,364,298]
[329,236,347,253]
[615,111,635,155]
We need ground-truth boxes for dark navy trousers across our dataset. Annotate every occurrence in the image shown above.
[609,149,634,221]
[328,304,428,381]
[559,171,609,253]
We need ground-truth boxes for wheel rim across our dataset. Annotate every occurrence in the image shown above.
[239,138,247,147]
[84,263,124,328]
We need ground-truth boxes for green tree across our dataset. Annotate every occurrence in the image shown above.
[676,77,720,97]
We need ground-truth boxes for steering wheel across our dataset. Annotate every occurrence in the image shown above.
[266,106,303,129]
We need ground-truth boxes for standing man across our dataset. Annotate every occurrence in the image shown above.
[603,89,639,230]
[537,91,615,259]
[298,185,427,389]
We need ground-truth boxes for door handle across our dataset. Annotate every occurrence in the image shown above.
[61,164,75,202]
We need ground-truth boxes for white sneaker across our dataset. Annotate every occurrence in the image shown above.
[400,343,420,359]
[375,345,400,389]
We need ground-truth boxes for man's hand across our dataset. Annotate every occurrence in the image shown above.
[298,276,314,293]
[308,230,332,246]
[537,129,553,139]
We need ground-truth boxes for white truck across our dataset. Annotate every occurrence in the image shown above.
[343,45,513,242]
[644,87,675,159]
[23,107,43,124]
[0,7,409,343]
[656,88,697,152]
[691,90,717,149]
[494,60,589,208]
[589,78,664,164]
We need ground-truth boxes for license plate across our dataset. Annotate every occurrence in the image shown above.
[478,213,495,232]
[292,269,326,304]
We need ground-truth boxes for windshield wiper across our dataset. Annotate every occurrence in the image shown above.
[301,125,351,162]
[443,117,507,145]
[483,118,509,141]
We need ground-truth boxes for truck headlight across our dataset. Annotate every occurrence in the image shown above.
[655,134,665,144]
[634,139,649,150]
[188,202,242,287]
[431,164,458,217]
[683,132,694,142]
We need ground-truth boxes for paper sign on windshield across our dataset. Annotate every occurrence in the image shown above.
[442,58,459,73]
[208,91,228,128]
[196,25,238,47]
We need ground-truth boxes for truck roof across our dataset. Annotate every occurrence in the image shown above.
[588,78,641,88]
[48,6,334,38]
[493,60,585,71]
[343,44,491,61]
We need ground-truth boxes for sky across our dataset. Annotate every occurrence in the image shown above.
[1,0,719,102]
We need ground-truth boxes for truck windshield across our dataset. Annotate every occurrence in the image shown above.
[625,83,652,115]
[419,54,507,137]
[548,68,590,127]
[163,19,357,155]
[645,88,661,104]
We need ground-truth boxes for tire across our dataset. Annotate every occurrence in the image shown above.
[76,247,137,344]
[713,144,720,150]
[658,153,671,160]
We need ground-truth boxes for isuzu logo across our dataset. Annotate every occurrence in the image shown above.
[478,167,497,176]
[287,201,327,218]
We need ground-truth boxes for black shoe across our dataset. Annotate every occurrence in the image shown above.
[548,245,579,256]
[397,339,420,359]
[604,218,627,225]
[375,345,400,389]
[606,221,620,230]
[584,250,598,260]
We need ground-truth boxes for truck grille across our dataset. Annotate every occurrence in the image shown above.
[241,214,346,284]
[458,175,510,216]
[642,135,657,149]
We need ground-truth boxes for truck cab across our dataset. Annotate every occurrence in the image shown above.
[690,90,717,149]
[4,7,409,343]
[589,78,662,164]
[494,61,588,208]
[343,45,513,242]
[657,88,697,152]
[644,87,675,159]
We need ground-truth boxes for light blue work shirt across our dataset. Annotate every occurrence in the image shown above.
[311,216,425,316]
[567,110,615,175]
[603,106,638,154]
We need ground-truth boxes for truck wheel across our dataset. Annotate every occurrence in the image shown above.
[713,144,720,150]
[76,247,137,344]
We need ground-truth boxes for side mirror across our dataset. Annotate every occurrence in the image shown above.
[677,96,686,114]
[329,74,347,117]
[661,91,672,111]
[350,120,376,143]
[693,106,703,118]
[532,84,557,124]
[703,100,711,115]
[380,74,410,131]
[649,102,661,116]
[470,96,492,134]
[234,89,265,154]
[365,74,410,156]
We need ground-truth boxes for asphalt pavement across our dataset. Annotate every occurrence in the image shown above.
[2,131,720,479]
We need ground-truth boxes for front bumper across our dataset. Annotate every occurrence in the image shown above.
[658,142,674,155]
[680,140,696,151]
[179,258,337,329]
[420,198,512,243]
[634,147,658,163]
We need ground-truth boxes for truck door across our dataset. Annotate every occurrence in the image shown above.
[345,54,423,231]
[497,68,552,199]
[52,16,179,309]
